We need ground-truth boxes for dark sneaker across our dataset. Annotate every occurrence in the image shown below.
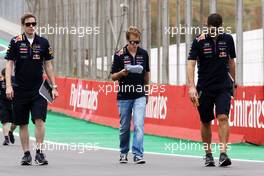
[119,154,128,164]
[204,153,215,167]
[2,138,9,145]
[133,156,146,164]
[219,153,232,167]
[35,152,48,165]
[21,153,32,166]
[8,131,15,144]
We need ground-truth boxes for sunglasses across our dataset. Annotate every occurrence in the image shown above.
[25,22,37,27]
[129,40,140,45]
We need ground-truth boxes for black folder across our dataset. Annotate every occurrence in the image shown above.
[39,80,53,103]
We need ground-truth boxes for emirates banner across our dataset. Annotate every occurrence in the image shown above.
[49,77,264,145]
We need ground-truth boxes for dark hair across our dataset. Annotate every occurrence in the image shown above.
[1,68,5,78]
[207,13,223,28]
[21,13,36,25]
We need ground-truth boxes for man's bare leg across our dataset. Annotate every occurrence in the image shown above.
[2,123,9,145]
[19,125,30,152]
[217,114,229,153]
[201,122,212,154]
[34,119,45,151]
[217,114,231,166]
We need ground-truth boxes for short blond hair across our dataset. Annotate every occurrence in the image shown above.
[126,26,141,40]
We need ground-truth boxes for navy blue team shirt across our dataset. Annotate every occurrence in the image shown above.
[5,33,53,93]
[111,45,150,100]
[188,33,236,91]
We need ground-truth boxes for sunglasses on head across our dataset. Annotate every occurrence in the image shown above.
[25,22,37,27]
[129,40,140,45]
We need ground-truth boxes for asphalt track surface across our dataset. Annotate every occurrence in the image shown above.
[0,134,263,176]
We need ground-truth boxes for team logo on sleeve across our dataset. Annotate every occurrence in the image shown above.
[196,33,206,42]
[116,48,124,56]
[14,35,23,43]
[116,47,127,57]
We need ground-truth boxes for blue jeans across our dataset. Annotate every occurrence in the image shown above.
[118,96,146,157]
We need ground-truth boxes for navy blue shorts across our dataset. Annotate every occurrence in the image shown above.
[197,88,232,123]
[0,101,14,124]
[13,90,47,125]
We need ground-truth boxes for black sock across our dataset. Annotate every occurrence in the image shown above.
[4,136,8,140]
[36,149,41,154]
[24,151,30,156]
